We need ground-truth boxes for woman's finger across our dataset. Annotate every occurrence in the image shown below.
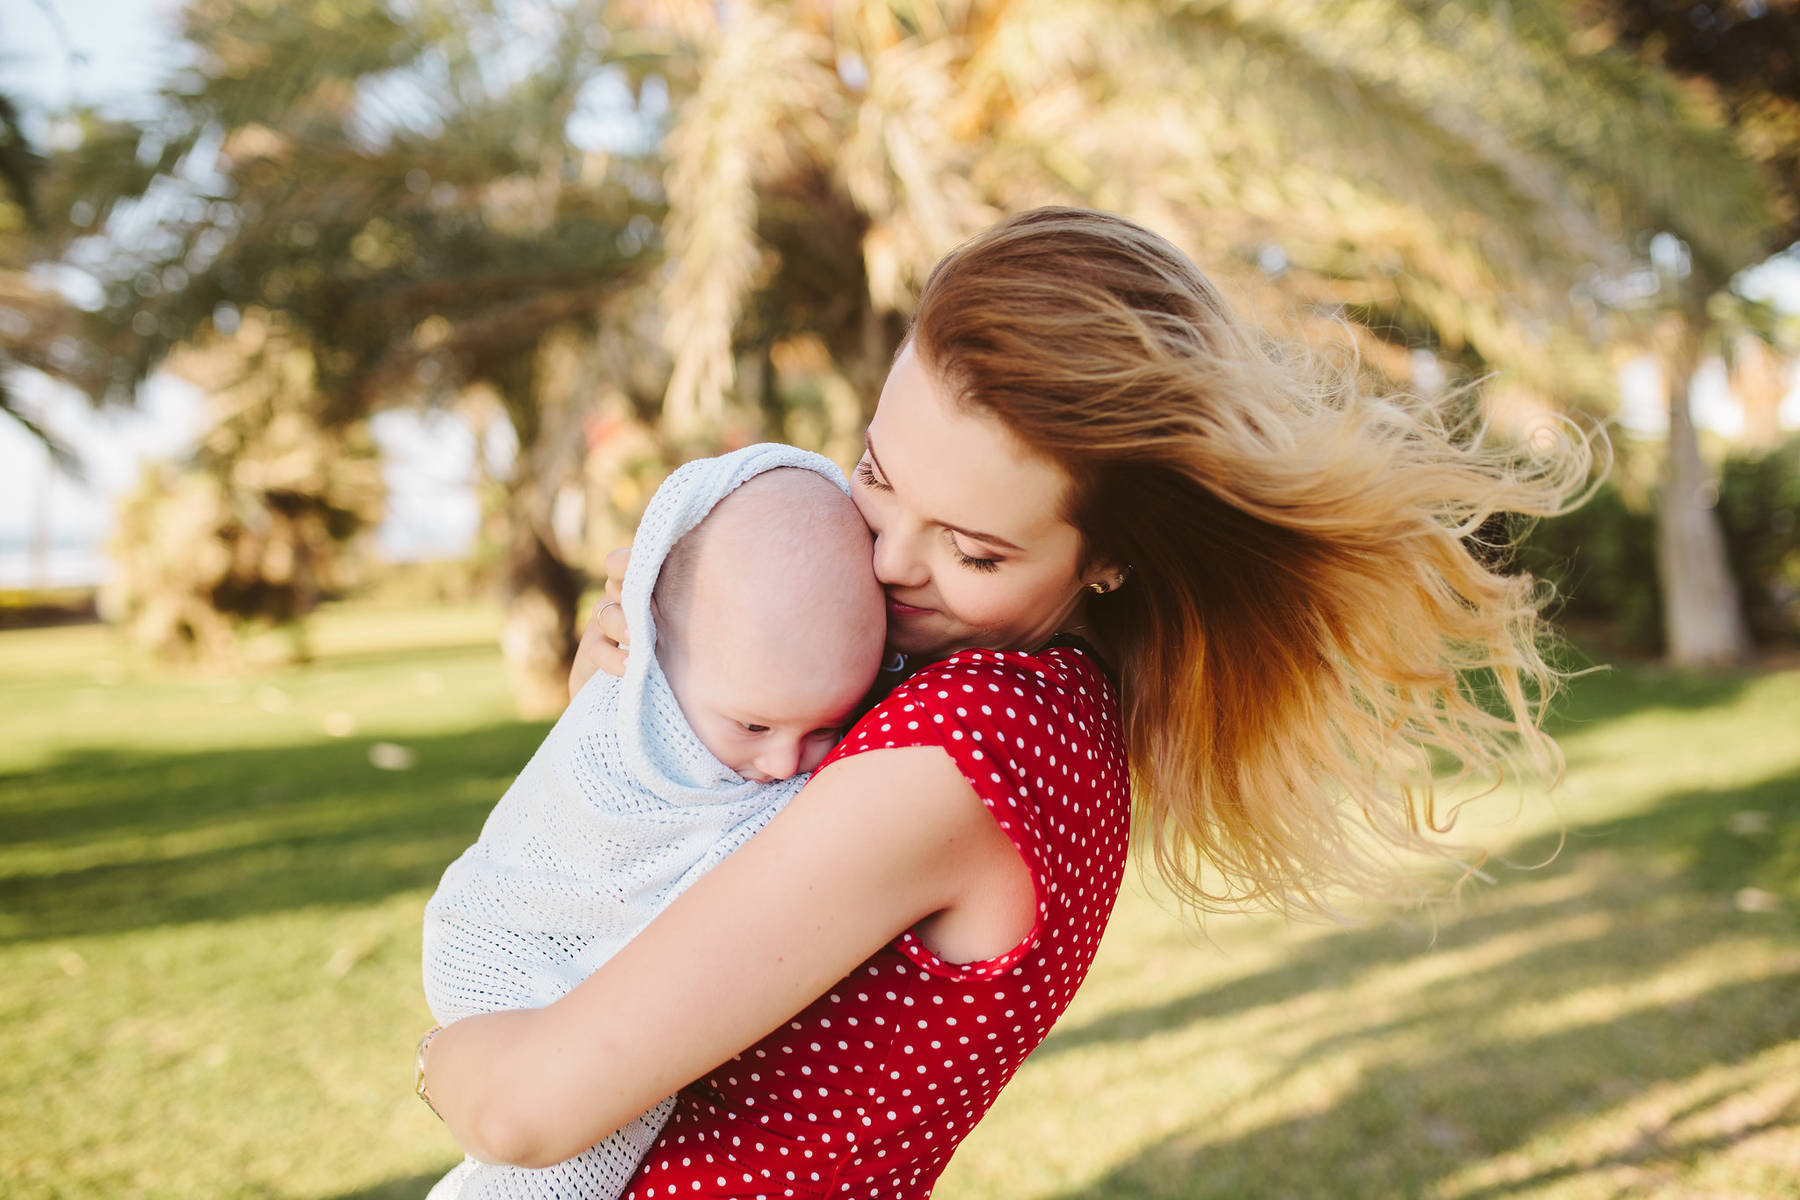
[602,547,630,597]
[568,548,634,699]
[569,600,626,697]
[598,598,629,649]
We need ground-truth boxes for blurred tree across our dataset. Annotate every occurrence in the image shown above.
[1586,0,1800,242]
[73,0,664,715]
[1574,0,1800,661]
[0,0,160,456]
[0,89,97,469]
[1717,430,1800,644]
[647,0,1784,666]
[54,0,1790,688]
[1,54,153,591]
[103,312,383,663]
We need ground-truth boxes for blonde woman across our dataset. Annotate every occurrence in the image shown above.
[419,207,1590,1198]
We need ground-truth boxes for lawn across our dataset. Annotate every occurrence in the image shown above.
[2,604,1796,1199]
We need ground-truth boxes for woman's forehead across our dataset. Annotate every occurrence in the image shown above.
[869,346,1072,545]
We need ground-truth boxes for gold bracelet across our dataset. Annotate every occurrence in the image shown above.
[415,1024,445,1120]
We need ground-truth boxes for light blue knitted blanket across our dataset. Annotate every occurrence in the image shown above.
[422,443,850,1200]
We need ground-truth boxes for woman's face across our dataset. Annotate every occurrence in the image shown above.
[852,343,1111,659]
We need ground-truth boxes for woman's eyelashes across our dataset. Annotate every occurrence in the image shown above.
[948,534,1002,573]
[853,458,890,492]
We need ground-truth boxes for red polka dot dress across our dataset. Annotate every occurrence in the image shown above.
[622,643,1130,1199]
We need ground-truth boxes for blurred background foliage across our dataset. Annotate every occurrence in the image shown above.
[1,0,1798,711]
[101,311,385,663]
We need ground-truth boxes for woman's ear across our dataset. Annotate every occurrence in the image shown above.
[1081,563,1131,595]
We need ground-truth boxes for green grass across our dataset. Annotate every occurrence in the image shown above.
[3,608,1796,1199]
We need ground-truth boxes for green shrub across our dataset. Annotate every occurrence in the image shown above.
[1516,431,1800,655]
[1515,479,1663,654]
[1717,434,1800,646]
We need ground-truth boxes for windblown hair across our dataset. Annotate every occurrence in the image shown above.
[910,207,1597,916]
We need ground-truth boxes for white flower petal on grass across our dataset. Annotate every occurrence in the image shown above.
[1734,887,1781,914]
[1726,810,1772,837]
[368,742,415,771]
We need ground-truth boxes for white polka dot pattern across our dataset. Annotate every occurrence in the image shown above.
[621,645,1130,1199]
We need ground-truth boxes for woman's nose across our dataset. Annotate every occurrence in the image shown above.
[870,526,929,589]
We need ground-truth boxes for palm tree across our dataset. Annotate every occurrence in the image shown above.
[69,0,1787,687]
[645,0,1783,663]
[0,90,86,467]
[76,0,667,714]
[103,314,386,663]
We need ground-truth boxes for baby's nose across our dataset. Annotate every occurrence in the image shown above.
[755,741,805,781]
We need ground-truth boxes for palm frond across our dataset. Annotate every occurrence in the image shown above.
[658,3,841,435]
[840,37,995,311]
[0,376,82,476]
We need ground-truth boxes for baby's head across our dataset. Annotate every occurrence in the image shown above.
[654,467,885,782]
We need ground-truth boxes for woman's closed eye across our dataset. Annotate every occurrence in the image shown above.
[947,532,1002,573]
[860,456,1003,572]
[853,457,890,492]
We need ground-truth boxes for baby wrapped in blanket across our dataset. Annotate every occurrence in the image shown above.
[422,444,886,1200]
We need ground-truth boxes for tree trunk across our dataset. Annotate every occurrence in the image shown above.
[492,333,590,719]
[500,508,584,720]
[1656,316,1750,666]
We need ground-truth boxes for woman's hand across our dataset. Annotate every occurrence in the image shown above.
[418,745,1019,1169]
[569,548,632,698]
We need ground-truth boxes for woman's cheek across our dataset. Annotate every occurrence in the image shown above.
[939,570,1021,633]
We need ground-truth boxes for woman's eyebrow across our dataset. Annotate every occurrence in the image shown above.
[865,433,1026,553]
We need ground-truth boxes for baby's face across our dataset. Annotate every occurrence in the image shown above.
[663,635,875,782]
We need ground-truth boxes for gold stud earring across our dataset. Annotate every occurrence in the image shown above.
[1087,581,1108,595]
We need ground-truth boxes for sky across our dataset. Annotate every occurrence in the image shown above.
[2,0,1798,587]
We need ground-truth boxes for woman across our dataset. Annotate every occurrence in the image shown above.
[419,207,1590,1197]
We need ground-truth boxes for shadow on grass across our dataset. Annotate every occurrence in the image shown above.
[0,721,550,943]
[1031,755,1800,1198]
[1039,873,1799,1198]
[1542,650,1761,729]
[1041,762,1800,1067]
[1508,764,1800,907]
[323,1168,458,1200]
[1046,964,1800,1199]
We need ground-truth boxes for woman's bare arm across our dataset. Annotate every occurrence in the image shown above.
[422,744,1024,1168]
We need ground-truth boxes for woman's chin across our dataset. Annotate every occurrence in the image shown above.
[886,622,959,659]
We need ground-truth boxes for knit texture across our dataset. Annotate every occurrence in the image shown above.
[422,443,850,1200]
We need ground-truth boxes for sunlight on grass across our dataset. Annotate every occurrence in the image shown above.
[3,607,1796,1199]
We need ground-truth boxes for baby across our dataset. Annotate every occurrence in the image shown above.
[422,444,886,1200]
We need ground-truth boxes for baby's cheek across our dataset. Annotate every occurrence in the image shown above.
[691,719,742,770]
[798,742,833,776]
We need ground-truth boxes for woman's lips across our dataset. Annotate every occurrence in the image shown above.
[885,595,933,616]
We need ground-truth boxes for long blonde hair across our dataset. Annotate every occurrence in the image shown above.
[911,207,1596,916]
